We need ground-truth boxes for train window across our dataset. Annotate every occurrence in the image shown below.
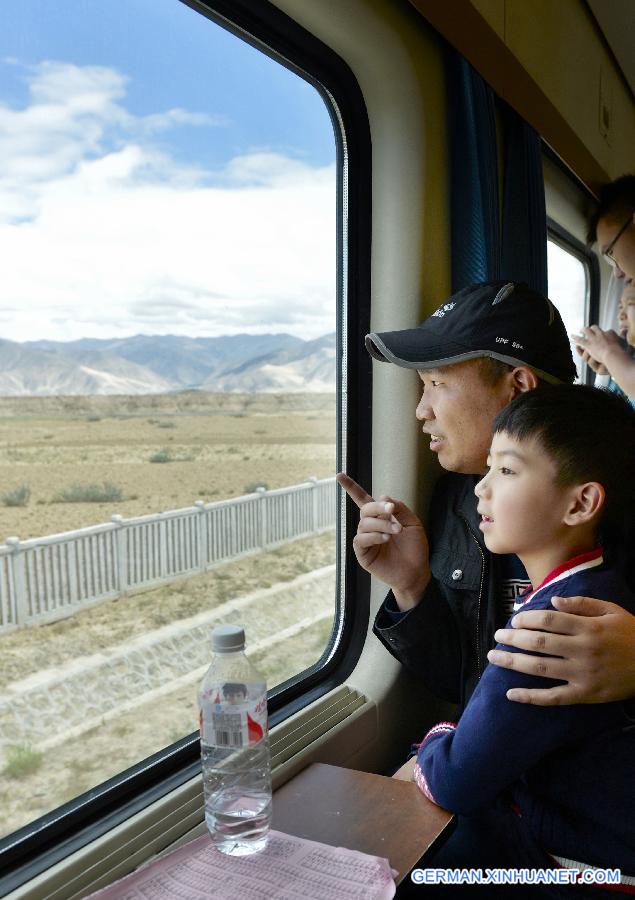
[547,237,590,381]
[0,0,343,846]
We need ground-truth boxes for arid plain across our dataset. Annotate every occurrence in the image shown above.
[0,391,337,837]
[0,391,336,542]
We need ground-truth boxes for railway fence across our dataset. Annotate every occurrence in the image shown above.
[0,477,337,633]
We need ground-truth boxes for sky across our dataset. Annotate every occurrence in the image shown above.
[0,0,337,343]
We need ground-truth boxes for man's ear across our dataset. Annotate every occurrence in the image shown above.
[509,366,539,398]
[563,482,605,526]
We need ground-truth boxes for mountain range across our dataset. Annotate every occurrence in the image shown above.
[0,333,336,396]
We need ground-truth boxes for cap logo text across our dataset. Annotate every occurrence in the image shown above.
[496,337,524,349]
[432,302,456,318]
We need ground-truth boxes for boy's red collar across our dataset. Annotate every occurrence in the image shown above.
[516,547,604,609]
[530,546,604,594]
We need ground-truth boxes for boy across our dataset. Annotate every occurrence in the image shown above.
[412,385,635,891]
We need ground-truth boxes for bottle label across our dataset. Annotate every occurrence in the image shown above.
[200,682,268,749]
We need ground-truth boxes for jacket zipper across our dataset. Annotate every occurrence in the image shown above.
[460,514,485,680]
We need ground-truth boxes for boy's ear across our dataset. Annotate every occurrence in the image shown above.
[509,366,539,398]
[563,482,605,526]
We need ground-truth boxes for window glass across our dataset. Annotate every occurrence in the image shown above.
[0,0,337,839]
[547,238,588,380]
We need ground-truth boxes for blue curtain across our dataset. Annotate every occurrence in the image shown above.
[446,50,500,292]
[446,52,547,296]
[500,104,548,295]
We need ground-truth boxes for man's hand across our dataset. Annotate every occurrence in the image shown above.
[487,596,635,705]
[392,756,417,781]
[336,473,430,610]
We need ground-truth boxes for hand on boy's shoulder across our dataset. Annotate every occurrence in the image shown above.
[488,597,635,706]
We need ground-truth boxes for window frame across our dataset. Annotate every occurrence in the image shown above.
[547,217,600,386]
[0,0,371,891]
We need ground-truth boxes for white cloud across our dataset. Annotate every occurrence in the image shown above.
[0,61,336,343]
[220,151,334,188]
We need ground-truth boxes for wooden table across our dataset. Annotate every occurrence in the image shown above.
[273,763,455,885]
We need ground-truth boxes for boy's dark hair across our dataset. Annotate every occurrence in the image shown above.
[587,174,635,244]
[492,385,635,540]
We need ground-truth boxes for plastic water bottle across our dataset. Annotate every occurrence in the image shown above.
[198,625,272,856]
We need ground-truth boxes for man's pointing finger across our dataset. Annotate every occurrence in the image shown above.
[336,472,374,509]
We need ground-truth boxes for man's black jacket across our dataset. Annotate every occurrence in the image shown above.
[373,472,503,714]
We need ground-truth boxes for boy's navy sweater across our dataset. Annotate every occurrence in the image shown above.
[415,548,635,876]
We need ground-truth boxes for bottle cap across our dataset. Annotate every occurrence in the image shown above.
[212,625,245,653]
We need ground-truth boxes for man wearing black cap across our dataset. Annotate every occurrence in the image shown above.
[337,279,634,713]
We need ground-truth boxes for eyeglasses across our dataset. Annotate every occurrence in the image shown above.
[602,214,633,266]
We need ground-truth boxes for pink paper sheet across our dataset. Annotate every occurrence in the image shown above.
[86,829,397,899]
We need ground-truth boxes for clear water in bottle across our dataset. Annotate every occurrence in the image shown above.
[201,740,272,855]
[198,625,272,856]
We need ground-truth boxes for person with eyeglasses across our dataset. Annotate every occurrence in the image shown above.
[572,181,635,398]
[591,174,635,283]
[484,175,635,707]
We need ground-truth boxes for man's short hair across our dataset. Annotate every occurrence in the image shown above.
[475,357,548,387]
[475,357,516,386]
[492,385,635,540]
[587,174,635,244]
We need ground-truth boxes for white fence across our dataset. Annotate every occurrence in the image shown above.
[0,477,337,633]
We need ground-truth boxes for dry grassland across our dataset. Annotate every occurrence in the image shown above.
[0,393,338,838]
[0,391,336,542]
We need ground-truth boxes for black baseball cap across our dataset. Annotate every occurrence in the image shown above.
[365,281,577,384]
